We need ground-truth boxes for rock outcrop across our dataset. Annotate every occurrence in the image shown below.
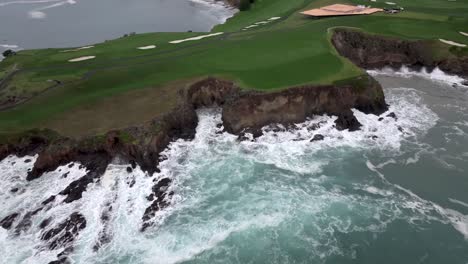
[332,28,468,78]
[222,75,387,135]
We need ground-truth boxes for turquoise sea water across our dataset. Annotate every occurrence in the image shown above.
[0,71,467,263]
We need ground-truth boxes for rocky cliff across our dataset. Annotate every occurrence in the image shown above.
[222,75,387,136]
[332,29,468,78]
[0,75,388,238]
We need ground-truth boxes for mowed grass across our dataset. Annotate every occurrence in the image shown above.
[0,0,467,136]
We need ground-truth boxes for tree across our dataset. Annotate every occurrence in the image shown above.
[2,49,16,58]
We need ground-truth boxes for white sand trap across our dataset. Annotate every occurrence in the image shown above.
[169,32,224,44]
[269,17,281,20]
[460,32,468,37]
[255,21,270,25]
[385,1,396,4]
[68,56,96,62]
[61,46,94,53]
[371,0,377,2]
[439,39,467,47]
[245,25,259,29]
[137,45,156,50]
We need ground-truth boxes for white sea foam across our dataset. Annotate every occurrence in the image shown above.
[368,66,467,87]
[0,44,19,49]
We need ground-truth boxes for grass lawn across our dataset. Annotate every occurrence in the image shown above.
[0,0,467,137]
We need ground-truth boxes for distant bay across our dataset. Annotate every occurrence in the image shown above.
[0,0,237,53]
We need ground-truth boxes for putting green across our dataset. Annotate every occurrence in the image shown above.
[0,0,467,136]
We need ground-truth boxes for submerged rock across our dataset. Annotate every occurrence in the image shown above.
[310,134,325,142]
[0,213,19,229]
[41,212,86,250]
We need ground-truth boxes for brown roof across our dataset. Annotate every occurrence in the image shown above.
[301,4,383,17]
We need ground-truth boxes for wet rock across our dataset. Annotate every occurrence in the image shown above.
[24,159,32,163]
[0,213,19,229]
[10,187,19,193]
[42,212,86,250]
[141,178,173,231]
[130,160,137,169]
[378,117,384,121]
[310,134,325,142]
[39,217,52,229]
[15,207,43,234]
[126,166,133,173]
[42,195,56,206]
[67,163,74,168]
[61,172,70,178]
[59,172,98,203]
[335,110,362,131]
[93,203,114,252]
[386,112,397,120]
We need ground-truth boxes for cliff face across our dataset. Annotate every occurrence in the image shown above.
[222,76,387,135]
[332,29,468,78]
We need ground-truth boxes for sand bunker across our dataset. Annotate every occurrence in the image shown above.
[439,39,467,47]
[269,17,281,20]
[460,32,468,37]
[138,45,156,50]
[69,56,96,62]
[169,32,224,44]
[385,2,396,5]
[62,46,94,53]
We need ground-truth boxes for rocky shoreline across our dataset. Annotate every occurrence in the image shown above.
[5,28,467,263]
[332,29,468,80]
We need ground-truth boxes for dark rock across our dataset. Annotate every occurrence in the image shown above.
[62,172,70,178]
[39,217,52,229]
[24,159,32,163]
[310,134,325,142]
[378,117,384,121]
[41,195,56,206]
[126,166,133,173]
[130,160,137,169]
[0,213,19,229]
[10,187,19,193]
[68,163,74,168]
[335,110,362,131]
[15,207,43,234]
[141,178,172,231]
[386,112,397,120]
[41,212,86,250]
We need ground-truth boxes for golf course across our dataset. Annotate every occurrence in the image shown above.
[0,0,467,137]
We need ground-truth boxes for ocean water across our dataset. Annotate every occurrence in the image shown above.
[1,70,468,263]
[0,0,236,52]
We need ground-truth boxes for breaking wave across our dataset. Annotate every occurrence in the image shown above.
[368,66,468,88]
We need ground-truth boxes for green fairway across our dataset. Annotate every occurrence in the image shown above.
[0,0,467,136]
